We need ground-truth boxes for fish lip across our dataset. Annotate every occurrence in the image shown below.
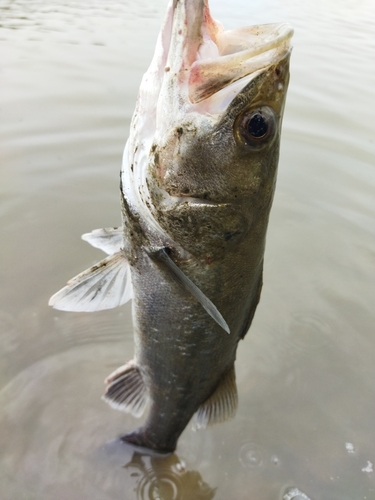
[164,195,231,209]
[242,22,294,56]
[216,22,294,59]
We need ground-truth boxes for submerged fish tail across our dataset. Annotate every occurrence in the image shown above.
[119,364,238,454]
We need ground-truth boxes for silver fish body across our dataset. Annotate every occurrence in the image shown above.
[49,0,292,453]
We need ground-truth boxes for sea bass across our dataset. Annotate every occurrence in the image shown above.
[49,0,292,453]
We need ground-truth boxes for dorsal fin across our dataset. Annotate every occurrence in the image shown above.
[150,247,230,334]
[102,361,148,418]
[81,227,123,255]
[194,365,238,429]
[48,251,132,312]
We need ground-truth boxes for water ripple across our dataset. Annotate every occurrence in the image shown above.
[124,452,216,500]
[0,0,164,44]
[239,442,264,470]
[284,312,333,354]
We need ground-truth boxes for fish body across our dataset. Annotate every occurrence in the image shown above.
[50,0,292,453]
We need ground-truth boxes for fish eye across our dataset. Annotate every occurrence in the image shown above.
[235,106,277,149]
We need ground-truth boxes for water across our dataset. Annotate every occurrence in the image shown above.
[1,0,375,499]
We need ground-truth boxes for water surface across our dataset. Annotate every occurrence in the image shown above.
[1,0,375,499]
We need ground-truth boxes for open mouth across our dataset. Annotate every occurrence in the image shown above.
[159,0,293,104]
[188,22,293,103]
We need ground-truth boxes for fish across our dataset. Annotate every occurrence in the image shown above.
[49,0,293,453]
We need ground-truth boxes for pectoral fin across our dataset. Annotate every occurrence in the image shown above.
[81,227,123,255]
[102,361,148,418]
[48,251,132,312]
[194,365,238,429]
[150,248,230,334]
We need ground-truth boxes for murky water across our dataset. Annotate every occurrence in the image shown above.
[1,0,375,499]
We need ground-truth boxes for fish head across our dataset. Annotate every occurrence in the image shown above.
[123,0,293,245]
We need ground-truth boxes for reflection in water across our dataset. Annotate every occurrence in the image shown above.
[124,452,216,500]
[283,487,311,500]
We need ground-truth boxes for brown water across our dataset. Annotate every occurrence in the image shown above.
[1,0,375,499]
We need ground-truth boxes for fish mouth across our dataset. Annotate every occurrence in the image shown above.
[159,0,293,105]
[188,22,293,103]
[166,195,231,209]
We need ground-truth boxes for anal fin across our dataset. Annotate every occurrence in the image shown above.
[194,365,238,430]
[102,360,148,418]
